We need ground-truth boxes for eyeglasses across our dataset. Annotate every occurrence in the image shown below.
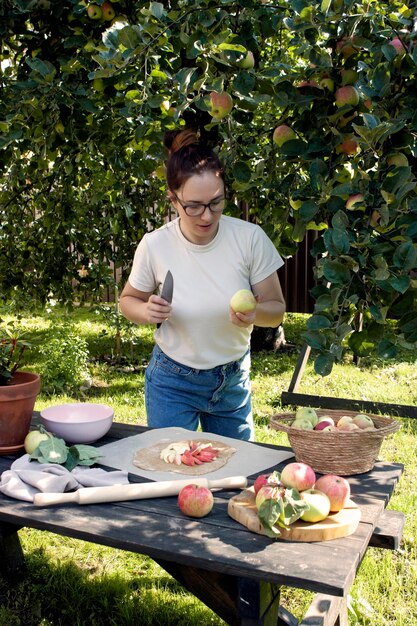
[173,193,226,217]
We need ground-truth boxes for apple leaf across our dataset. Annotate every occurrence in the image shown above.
[30,436,69,465]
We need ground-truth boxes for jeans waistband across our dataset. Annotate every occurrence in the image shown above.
[153,344,249,374]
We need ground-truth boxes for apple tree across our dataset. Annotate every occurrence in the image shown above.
[1,0,416,374]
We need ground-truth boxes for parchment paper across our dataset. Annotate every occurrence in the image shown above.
[96,427,294,481]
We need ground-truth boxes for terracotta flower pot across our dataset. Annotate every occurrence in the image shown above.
[0,372,41,455]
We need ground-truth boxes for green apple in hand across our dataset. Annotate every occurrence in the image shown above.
[230,289,257,314]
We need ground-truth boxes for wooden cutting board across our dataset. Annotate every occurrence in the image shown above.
[227,488,361,542]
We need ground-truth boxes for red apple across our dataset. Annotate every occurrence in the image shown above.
[273,124,296,147]
[255,483,284,510]
[389,37,406,56]
[177,484,214,518]
[314,419,334,431]
[253,473,272,495]
[335,86,360,108]
[300,489,331,522]
[314,475,351,512]
[209,91,233,119]
[280,462,316,492]
[345,193,365,210]
[336,138,360,155]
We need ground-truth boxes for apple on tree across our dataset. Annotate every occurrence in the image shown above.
[238,51,255,69]
[230,289,257,314]
[101,1,116,21]
[335,85,360,108]
[336,138,360,155]
[345,194,365,210]
[208,91,233,120]
[314,475,351,512]
[177,484,214,518]
[272,124,296,148]
[280,462,316,492]
[87,3,102,19]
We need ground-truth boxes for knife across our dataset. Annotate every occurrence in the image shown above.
[157,270,174,328]
[32,475,248,507]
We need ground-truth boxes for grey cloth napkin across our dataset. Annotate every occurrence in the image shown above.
[0,454,129,502]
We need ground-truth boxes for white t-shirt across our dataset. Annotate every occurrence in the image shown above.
[128,215,284,369]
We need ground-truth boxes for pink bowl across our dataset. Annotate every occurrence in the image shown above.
[40,403,114,444]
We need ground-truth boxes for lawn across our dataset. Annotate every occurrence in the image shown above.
[1,307,416,625]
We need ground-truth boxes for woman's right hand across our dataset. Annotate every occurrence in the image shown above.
[146,294,172,326]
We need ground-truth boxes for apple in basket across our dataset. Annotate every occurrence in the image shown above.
[314,475,351,512]
[294,406,319,427]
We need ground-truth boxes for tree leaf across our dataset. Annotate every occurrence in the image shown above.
[313,353,334,376]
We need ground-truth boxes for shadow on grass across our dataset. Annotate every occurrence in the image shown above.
[0,548,224,626]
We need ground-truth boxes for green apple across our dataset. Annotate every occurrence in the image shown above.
[24,429,50,454]
[208,91,233,120]
[291,418,314,430]
[238,51,255,69]
[273,124,296,147]
[230,289,257,314]
[352,414,374,429]
[102,1,116,21]
[334,163,354,183]
[300,489,331,522]
[87,3,102,19]
[295,406,318,426]
[93,78,105,92]
[387,152,408,167]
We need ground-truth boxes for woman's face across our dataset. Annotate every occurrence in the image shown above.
[170,171,225,245]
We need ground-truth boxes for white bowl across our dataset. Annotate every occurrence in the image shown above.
[40,403,114,444]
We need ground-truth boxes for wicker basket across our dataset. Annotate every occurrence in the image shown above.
[270,409,400,475]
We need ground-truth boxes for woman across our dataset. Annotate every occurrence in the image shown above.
[120,129,286,440]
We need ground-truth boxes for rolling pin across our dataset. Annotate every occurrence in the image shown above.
[33,475,248,507]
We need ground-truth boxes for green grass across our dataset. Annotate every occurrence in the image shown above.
[1,308,416,625]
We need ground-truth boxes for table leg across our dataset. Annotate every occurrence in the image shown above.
[0,523,26,581]
[155,558,297,625]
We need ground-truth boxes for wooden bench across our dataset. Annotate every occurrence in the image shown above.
[294,509,405,626]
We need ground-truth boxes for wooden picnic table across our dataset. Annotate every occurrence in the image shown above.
[0,416,404,626]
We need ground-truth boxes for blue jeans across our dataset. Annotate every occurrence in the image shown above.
[145,345,254,441]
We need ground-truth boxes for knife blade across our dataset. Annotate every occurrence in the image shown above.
[157,270,174,328]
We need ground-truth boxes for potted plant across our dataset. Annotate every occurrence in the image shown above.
[0,319,41,455]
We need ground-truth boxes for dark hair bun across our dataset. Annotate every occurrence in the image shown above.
[164,129,198,154]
